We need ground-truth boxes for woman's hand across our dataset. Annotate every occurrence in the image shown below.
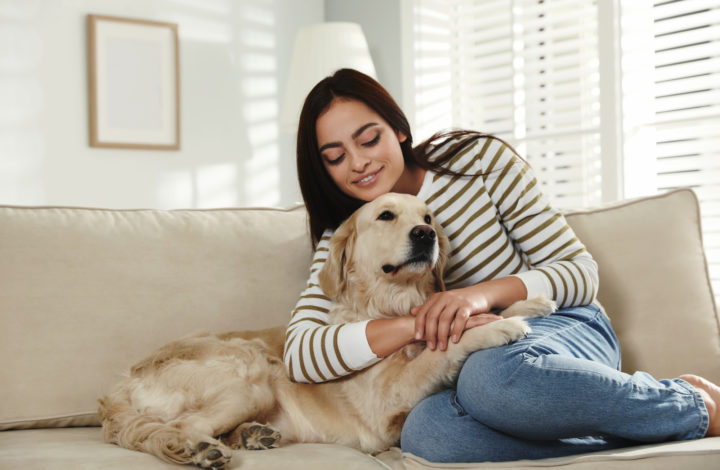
[411,286,498,350]
[411,277,528,351]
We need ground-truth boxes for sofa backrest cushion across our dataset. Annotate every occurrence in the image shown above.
[565,188,720,382]
[0,205,311,430]
[1,189,719,431]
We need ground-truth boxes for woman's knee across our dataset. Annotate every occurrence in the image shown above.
[401,391,464,461]
[457,346,525,397]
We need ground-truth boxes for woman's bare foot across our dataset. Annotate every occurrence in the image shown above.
[680,374,720,437]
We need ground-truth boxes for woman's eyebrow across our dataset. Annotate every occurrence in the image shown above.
[318,122,379,152]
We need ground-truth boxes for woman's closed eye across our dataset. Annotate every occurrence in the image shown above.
[325,153,345,165]
[360,132,380,147]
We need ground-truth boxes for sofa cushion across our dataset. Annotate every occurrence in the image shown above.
[400,438,720,469]
[0,204,311,430]
[564,188,720,382]
[0,427,394,470]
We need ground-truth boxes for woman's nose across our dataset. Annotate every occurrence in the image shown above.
[349,152,370,172]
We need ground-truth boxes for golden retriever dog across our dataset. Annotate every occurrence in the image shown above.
[98,193,555,469]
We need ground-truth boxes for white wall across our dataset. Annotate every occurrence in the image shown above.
[0,0,323,209]
[324,0,403,107]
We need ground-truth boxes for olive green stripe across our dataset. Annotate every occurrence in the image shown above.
[333,325,353,374]
[453,236,512,285]
[307,328,327,382]
[299,293,330,302]
[527,226,572,260]
[320,327,340,378]
[431,138,490,183]
[515,213,563,244]
[560,248,588,261]
[495,164,530,211]
[545,265,568,306]
[290,305,329,319]
[481,250,518,283]
[433,175,479,219]
[287,354,295,381]
[557,262,579,306]
[287,316,327,330]
[538,267,558,300]
[440,181,486,228]
[488,156,514,199]
[484,143,507,175]
[510,256,525,274]
[429,139,476,182]
[514,204,552,231]
[284,333,296,356]
[446,226,504,276]
[449,215,495,255]
[297,329,314,383]
[447,199,493,242]
[536,234,578,264]
[501,181,540,222]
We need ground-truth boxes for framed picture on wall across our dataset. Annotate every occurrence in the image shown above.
[87,14,180,150]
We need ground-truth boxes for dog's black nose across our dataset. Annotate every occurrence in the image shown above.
[410,225,436,243]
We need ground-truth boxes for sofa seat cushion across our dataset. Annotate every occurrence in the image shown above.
[399,438,720,469]
[1,428,718,469]
[0,428,395,470]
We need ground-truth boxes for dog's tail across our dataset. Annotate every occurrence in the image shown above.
[98,390,198,465]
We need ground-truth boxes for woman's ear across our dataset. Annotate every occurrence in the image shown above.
[432,219,449,292]
[318,214,357,299]
[397,130,408,143]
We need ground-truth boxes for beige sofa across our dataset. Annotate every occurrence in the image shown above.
[1,188,719,469]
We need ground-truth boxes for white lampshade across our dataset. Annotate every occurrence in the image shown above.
[280,22,376,133]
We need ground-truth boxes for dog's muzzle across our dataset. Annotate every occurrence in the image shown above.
[382,225,437,274]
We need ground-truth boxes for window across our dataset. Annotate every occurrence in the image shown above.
[404,0,720,301]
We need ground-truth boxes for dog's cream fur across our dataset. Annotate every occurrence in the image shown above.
[99,193,555,468]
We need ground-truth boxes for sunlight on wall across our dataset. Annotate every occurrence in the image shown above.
[162,0,280,208]
[238,0,280,207]
[0,1,45,204]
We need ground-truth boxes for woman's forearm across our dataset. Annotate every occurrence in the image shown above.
[477,275,528,310]
[366,316,416,357]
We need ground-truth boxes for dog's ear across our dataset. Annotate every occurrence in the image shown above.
[318,214,357,299]
[432,219,449,292]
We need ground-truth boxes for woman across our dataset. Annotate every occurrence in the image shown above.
[283,68,719,462]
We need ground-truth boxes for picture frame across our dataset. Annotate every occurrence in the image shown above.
[87,14,180,150]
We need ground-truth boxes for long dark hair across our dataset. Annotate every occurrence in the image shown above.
[296,68,517,248]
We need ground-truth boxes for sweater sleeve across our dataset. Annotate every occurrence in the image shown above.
[283,231,380,383]
[480,139,599,307]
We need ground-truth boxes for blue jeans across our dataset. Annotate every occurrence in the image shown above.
[400,304,709,462]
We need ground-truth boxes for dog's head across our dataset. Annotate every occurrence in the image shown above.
[319,193,448,311]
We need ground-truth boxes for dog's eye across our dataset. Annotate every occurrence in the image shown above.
[377,210,395,221]
[424,214,432,224]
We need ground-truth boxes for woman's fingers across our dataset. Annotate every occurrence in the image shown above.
[465,313,502,328]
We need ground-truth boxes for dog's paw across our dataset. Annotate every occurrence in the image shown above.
[498,316,532,342]
[191,441,232,469]
[522,296,557,318]
[461,316,530,351]
[501,296,556,319]
[232,422,281,450]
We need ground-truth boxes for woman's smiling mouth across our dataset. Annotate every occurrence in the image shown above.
[354,167,383,187]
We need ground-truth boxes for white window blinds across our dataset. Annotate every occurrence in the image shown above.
[622,0,720,300]
[405,0,603,209]
[405,0,719,302]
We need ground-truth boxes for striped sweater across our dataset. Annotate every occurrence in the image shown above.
[284,134,598,383]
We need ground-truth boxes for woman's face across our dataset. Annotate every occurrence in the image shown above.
[315,97,408,202]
